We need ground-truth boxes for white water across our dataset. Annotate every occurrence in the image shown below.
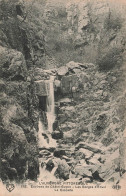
[38,76,57,179]
[38,158,57,181]
[46,76,56,133]
[38,118,49,148]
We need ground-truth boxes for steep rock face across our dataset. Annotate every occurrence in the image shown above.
[0,0,46,181]
[42,0,126,68]
[0,46,39,181]
[66,0,126,65]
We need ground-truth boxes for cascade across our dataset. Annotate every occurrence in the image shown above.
[46,76,55,133]
[38,75,57,180]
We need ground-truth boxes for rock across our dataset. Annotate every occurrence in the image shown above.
[74,151,85,160]
[0,80,5,92]
[0,46,27,80]
[106,172,121,184]
[54,159,70,180]
[73,68,81,74]
[62,155,71,162]
[46,159,55,172]
[34,68,49,80]
[66,61,80,69]
[75,165,92,177]
[51,130,63,139]
[39,150,51,157]
[57,66,68,76]
[97,149,120,181]
[58,114,67,123]
[1,159,9,168]
[92,171,104,182]
[54,149,66,158]
[54,79,61,88]
[7,167,18,180]
[35,80,48,96]
[64,130,75,140]
[53,120,58,130]
[61,75,78,95]
[60,122,76,132]
[58,106,76,121]
[46,158,70,180]
[79,148,94,159]
[88,157,101,165]
[75,142,103,153]
[93,113,108,136]
[28,159,39,180]
[59,98,72,106]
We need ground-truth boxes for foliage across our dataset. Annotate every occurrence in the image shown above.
[97,47,123,71]
[104,13,123,31]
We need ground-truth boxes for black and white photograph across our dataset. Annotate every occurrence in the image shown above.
[0,0,126,195]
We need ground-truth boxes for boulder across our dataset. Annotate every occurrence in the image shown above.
[88,157,102,165]
[97,162,116,181]
[51,130,63,139]
[66,61,80,69]
[46,158,70,180]
[57,66,68,76]
[64,130,75,140]
[61,75,78,95]
[54,149,66,158]
[79,148,94,159]
[92,171,104,182]
[54,159,70,180]
[73,68,81,74]
[39,150,51,158]
[75,165,92,177]
[46,159,55,172]
[75,142,103,153]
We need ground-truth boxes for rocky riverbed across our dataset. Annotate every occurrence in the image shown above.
[35,61,126,184]
[0,0,126,186]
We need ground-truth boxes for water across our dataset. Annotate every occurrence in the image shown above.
[46,76,56,133]
[38,118,49,148]
[38,76,57,179]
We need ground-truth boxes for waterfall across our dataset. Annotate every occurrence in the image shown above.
[38,76,57,148]
[38,75,57,180]
[38,117,49,148]
[46,76,55,133]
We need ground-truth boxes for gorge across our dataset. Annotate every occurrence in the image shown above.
[0,0,126,187]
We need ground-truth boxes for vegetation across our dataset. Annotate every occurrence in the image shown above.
[97,47,123,71]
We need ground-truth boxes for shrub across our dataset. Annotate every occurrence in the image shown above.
[104,14,123,31]
[97,47,123,71]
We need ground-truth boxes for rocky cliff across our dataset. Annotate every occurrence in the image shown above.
[43,0,126,68]
[0,0,46,181]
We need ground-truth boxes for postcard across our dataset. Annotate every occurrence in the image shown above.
[0,0,126,195]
